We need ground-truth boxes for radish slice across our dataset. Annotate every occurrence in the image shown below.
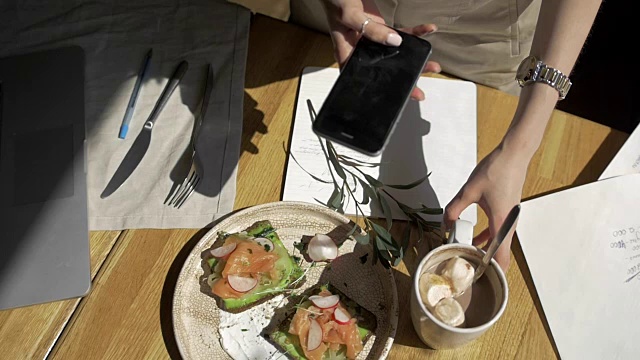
[309,294,340,309]
[210,243,237,258]
[333,307,351,324]
[253,237,274,251]
[307,318,323,351]
[308,234,338,261]
[227,275,257,293]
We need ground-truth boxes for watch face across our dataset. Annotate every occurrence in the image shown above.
[516,56,538,84]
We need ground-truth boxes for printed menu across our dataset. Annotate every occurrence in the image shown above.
[517,173,640,359]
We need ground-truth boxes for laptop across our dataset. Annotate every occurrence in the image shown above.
[0,46,91,310]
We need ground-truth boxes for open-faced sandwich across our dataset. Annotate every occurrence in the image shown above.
[205,220,305,312]
[267,284,377,360]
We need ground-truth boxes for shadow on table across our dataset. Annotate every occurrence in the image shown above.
[159,227,209,360]
[159,208,246,359]
[511,235,562,360]
[390,268,433,350]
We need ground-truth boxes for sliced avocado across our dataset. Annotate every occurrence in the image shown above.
[270,330,305,360]
[207,257,217,270]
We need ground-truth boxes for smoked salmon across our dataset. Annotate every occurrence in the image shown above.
[204,220,305,312]
[268,284,378,360]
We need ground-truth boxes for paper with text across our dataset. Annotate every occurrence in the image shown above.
[282,67,477,224]
[599,124,640,180]
[517,173,640,360]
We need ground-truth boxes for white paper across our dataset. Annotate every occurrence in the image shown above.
[517,173,640,360]
[599,124,640,180]
[282,67,477,224]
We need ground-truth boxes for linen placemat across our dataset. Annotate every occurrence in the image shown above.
[0,0,250,230]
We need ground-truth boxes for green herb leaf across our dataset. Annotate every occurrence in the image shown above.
[297,99,448,268]
[402,223,412,251]
[371,222,393,244]
[338,182,347,214]
[385,172,431,190]
[354,233,370,245]
[337,154,383,167]
[346,223,360,237]
[327,188,342,210]
[377,191,393,230]
[376,248,392,269]
[393,252,402,267]
[363,173,384,188]
[351,173,359,194]
[358,178,375,205]
[327,141,347,180]
[374,235,394,251]
[376,240,393,260]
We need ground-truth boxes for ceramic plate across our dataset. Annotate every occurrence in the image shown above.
[172,201,398,360]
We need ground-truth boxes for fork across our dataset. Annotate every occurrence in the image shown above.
[165,63,214,208]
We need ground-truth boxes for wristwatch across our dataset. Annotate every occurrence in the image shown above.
[516,55,572,100]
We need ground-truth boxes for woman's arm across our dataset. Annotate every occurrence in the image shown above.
[445,0,604,271]
[504,0,603,159]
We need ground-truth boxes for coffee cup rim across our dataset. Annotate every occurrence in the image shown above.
[413,243,509,333]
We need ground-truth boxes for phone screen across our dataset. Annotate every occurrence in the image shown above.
[312,32,432,155]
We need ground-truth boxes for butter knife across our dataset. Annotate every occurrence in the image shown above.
[101,60,189,199]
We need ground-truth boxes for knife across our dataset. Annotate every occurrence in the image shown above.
[101,60,189,199]
[473,204,521,282]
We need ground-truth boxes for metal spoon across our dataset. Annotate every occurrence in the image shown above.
[473,204,521,283]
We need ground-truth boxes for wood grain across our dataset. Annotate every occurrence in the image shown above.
[0,14,630,360]
[0,231,121,360]
[49,229,206,360]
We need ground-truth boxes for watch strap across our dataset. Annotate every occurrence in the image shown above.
[536,64,572,100]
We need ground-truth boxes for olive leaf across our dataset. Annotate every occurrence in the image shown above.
[401,223,412,252]
[384,172,431,190]
[327,141,347,181]
[358,178,376,205]
[296,99,445,267]
[376,191,393,230]
[354,233,370,245]
[337,154,383,167]
[363,173,384,188]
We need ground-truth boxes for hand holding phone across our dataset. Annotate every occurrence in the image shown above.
[312,30,433,156]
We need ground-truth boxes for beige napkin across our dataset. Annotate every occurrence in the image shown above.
[0,0,251,231]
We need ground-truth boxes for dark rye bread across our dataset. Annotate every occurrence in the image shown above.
[263,283,378,360]
[203,220,306,313]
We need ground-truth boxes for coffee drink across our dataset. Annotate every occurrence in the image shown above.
[422,256,496,328]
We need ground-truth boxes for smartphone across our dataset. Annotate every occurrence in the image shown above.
[312,31,432,156]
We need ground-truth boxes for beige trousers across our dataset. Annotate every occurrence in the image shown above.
[290,0,542,96]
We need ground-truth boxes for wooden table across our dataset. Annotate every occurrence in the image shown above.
[0,14,630,360]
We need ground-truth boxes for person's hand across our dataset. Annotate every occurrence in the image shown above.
[320,0,441,101]
[443,144,529,272]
